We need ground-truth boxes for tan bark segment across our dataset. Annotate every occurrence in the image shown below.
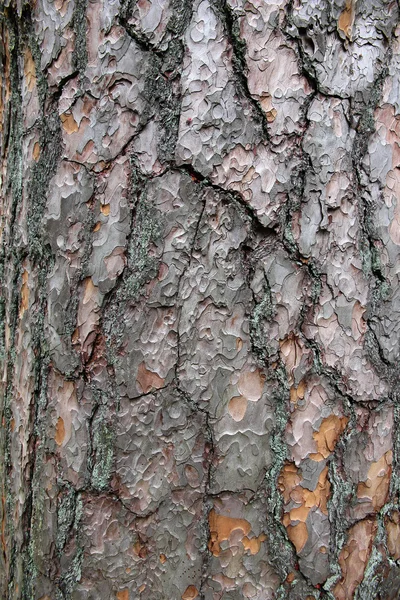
[208,509,252,557]
[338,0,356,40]
[54,417,65,446]
[333,519,377,600]
[309,415,349,462]
[205,496,279,597]
[23,49,36,92]
[136,362,165,394]
[60,112,79,134]
[281,374,350,585]
[19,265,29,319]
[182,585,199,599]
[386,511,400,560]
[356,451,392,512]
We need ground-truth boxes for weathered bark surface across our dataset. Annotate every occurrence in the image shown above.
[1,0,400,598]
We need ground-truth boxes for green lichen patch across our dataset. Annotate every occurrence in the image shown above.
[124,192,162,301]
[27,112,62,263]
[263,367,294,587]
[91,421,114,491]
[56,486,78,554]
[249,282,275,364]
[71,0,88,77]
[143,55,182,163]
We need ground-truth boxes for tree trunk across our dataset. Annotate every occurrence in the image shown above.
[1,0,400,598]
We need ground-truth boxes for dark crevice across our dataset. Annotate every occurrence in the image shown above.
[211,0,271,142]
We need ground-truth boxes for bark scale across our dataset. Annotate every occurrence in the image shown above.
[1,0,400,599]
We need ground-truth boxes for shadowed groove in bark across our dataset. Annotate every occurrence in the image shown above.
[211,0,271,141]
[0,8,26,595]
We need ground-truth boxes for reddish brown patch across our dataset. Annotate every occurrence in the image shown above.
[287,522,308,553]
[290,379,306,405]
[100,203,110,216]
[19,267,29,318]
[228,395,248,422]
[24,48,36,92]
[278,462,302,504]
[133,539,147,558]
[266,108,277,123]
[288,504,309,523]
[60,112,79,134]
[338,0,355,40]
[357,451,392,512]
[33,142,40,161]
[83,277,98,304]
[242,533,266,555]
[280,463,331,555]
[259,94,274,117]
[136,362,165,394]
[159,553,167,564]
[303,467,331,516]
[157,262,169,281]
[182,586,199,600]
[309,415,348,461]
[55,417,65,446]
[386,511,400,560]
[116,590,129,600]
[208,509,251,557]
[85,333,108,380]
[333,518,377,600]
[351,301,367,340]
[54,0,69,16]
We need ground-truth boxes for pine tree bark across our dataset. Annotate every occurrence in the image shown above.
[1,0,400,598]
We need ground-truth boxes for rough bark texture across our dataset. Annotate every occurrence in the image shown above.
[1,0,400,598]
